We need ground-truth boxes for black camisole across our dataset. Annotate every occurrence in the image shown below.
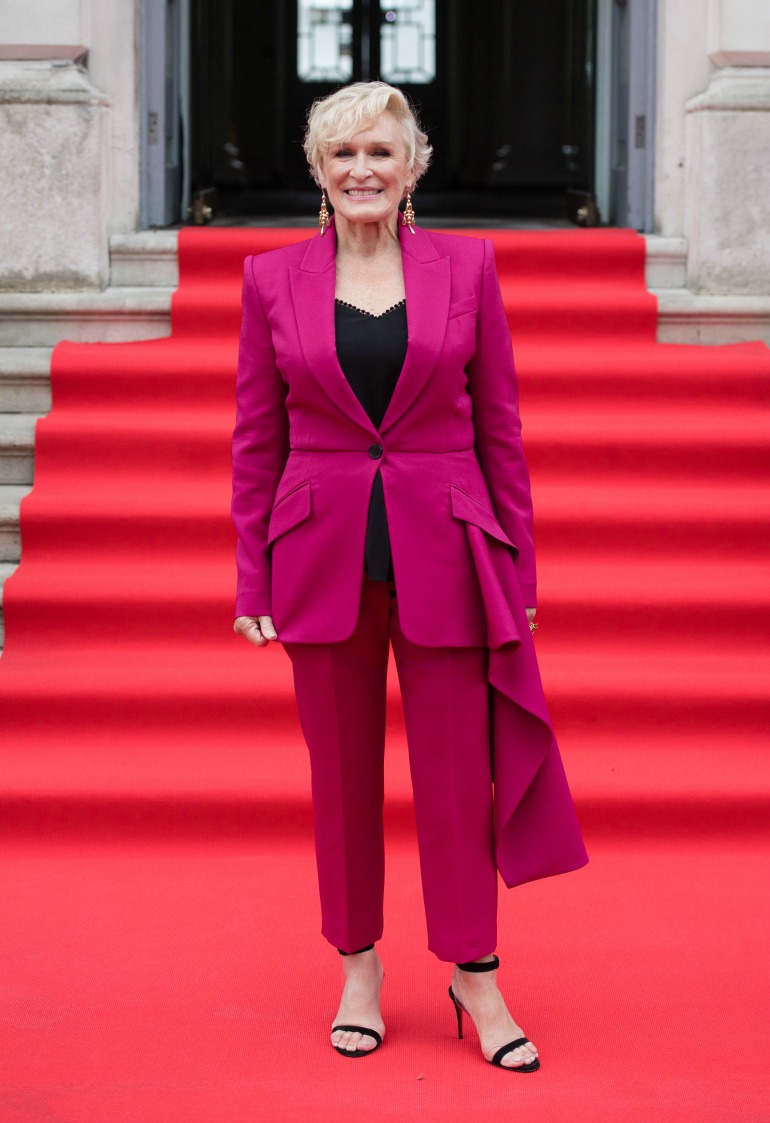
[334,297,408,582]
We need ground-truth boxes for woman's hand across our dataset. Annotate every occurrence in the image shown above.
[234,615,277,647]
[526,608,536,625]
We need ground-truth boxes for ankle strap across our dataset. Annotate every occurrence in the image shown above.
[337,943,375,956]
[456,954,500,972]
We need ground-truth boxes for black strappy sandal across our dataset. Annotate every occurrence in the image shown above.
[448,954,540,1072]
[331,943,384,1058]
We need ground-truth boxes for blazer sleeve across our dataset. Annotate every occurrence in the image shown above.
[467,237,537,607]
[231,255,290,618]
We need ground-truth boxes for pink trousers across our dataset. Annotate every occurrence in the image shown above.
[283,573,499,962]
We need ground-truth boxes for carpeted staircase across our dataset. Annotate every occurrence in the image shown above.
[0,227,768,1122]
[1,228,767,819]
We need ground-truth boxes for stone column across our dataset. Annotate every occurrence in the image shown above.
[685,0,770,294]
[0,0,141,292]
[0,58,110,291]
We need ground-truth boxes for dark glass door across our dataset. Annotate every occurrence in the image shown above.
[190,0,597,220]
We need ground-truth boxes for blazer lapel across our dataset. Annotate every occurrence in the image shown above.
[289,215,451,436]
[379,221,450,433]
[289,219,379,436]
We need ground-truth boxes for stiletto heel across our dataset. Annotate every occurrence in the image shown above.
[448,985,465,1037]
[449,954,540,1072]
[331,944,383,1058]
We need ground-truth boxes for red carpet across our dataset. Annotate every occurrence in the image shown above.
[1,227,769,1121]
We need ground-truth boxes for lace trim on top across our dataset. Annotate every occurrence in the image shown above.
[335,297,406,318]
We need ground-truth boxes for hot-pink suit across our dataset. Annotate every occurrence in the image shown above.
[232,217,588,955]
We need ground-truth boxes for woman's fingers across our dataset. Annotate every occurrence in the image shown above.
[233,615,277,646]
[258,615,277,640]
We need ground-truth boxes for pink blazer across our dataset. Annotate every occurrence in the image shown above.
[232,217,536,645]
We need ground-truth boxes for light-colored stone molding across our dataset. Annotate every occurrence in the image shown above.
[0,486,29,564]
[0,484,30,650]
[0,46,88,61]
[0,56,107,106]
[0,289,174,347]
[687,65,770,112]
[110,233,180,288]
[654,289,770,345]
[0,415,38,486]
[0,560,19,649]
[644,235,688,289]
[708,0,770,67]
[0,349,53,414]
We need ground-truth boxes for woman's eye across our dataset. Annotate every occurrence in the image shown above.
[332,147,391,158]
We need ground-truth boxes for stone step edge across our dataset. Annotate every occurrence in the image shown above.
[0,349,53,412]
[2,286,769,348]
[106,232,688,289]
[0,289,175,347]
[0,560,18,648]
[2,231,769,346]
[655,290,770,345]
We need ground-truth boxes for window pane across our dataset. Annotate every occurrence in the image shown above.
[380,0,435,84]
[297,0,354,83]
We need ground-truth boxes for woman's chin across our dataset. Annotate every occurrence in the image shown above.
[335,204,397,227]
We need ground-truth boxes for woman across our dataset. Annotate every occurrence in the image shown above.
[232,81,588,1070]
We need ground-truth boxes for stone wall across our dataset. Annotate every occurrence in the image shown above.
[0,0,139,291]
[685,0,770,294]
[0,0,768,299]
[0,60,110,291]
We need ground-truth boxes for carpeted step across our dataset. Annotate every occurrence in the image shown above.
[4,557,768,648]
[0,742,768,844]
[1,639,766,750]
[516,339,770,406]
[28,402,770,482]
[524,404,770,479]
[12,475,767,561]
[49,338,239,410]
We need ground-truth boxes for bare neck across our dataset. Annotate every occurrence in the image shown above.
[333,213,401,262]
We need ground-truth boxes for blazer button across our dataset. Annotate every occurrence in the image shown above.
[368,443,383,459]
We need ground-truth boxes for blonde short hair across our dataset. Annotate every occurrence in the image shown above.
[303,81,432,189]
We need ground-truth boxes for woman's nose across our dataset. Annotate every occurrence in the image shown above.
[350,153,372,179]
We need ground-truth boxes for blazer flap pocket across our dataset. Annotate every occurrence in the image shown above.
[267,480,311,545]
[447,296,478,320]
[450,485,518,553]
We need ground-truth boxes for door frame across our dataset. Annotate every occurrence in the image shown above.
[594,0,657,230]
[139,0,186,227]
[142,0,658,228]
[625,0,657,230]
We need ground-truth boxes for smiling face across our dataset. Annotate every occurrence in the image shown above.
[318,110,414,230]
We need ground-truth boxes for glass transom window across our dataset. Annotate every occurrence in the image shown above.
[297,0,355,83]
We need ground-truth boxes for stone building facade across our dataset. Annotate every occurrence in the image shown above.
[0,0,768,339]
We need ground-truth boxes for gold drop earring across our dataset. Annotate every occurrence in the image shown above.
[402,190,416,235]
[319,188,330,236]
